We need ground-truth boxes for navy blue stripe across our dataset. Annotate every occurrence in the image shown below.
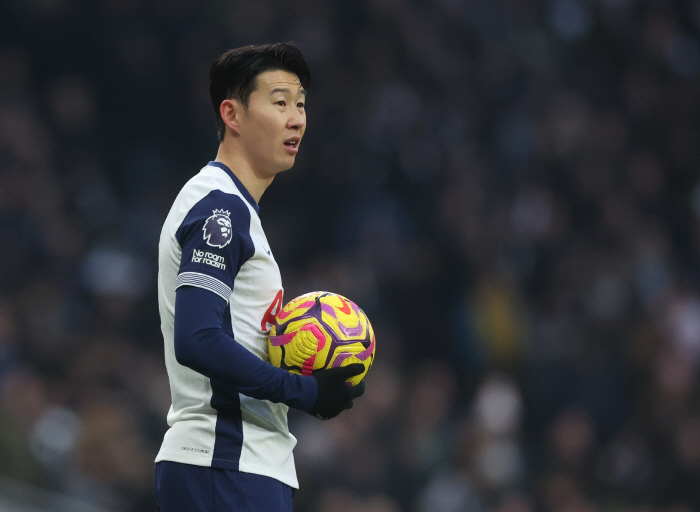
[211,302,244,467]
[210,385,243,470]
[208,161,260,214]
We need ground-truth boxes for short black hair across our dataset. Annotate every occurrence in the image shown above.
[209,42,311,142]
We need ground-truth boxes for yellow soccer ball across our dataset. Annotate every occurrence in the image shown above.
[268,292,375,386]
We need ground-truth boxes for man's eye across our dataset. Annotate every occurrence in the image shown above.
[297,102,305,109]
[276,100,286,106]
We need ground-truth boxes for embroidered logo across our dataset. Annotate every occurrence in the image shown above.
[203,209,232,248]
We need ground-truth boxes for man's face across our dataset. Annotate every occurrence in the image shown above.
[237,69,306,178]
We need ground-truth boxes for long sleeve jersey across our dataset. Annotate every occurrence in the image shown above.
[155,161,316,488]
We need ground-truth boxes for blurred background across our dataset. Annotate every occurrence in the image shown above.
[1,0,700,511]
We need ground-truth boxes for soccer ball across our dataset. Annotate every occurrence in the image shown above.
[268,291,375,386]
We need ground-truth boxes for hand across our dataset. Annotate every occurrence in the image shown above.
[309,363,366,420]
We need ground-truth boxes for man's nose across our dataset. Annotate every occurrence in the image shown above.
[288,110,305,130]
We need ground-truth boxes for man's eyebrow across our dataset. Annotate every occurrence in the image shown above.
[269,87,307,96]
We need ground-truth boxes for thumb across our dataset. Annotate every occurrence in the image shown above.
[350,380,366,399]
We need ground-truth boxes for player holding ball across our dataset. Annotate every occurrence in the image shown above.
[154,43,366,512]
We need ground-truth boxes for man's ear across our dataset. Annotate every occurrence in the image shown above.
[220,99,241,136]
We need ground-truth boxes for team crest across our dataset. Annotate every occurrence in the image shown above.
[203,209,233,248]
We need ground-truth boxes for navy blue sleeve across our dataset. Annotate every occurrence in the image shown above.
[174,285,318,411]
[175,190,253,301]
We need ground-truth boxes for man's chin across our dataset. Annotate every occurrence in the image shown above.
[262,161,295,179]
[279,157,297,173]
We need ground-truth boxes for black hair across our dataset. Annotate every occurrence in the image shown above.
[209,42,310,142]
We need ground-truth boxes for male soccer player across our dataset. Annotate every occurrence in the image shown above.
[154,43,365,511]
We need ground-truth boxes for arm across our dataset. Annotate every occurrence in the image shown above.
[174,285,317,411]
[174,285,366,419]
[172,191,363,418]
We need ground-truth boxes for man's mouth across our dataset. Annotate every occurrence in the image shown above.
[283,137,300,154]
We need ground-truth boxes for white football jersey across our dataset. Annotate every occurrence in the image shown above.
[155,162,299,488]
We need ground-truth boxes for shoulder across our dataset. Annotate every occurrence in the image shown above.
[178,165,250,212]
[165,164,259,247]
[187,188,251,220]
[169,165,252,228]
[176,189,251,245]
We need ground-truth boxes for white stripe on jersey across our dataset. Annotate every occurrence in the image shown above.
[175,272,232,303]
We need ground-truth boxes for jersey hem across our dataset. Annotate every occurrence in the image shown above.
[155,450,215,467]
[236,461,299,489]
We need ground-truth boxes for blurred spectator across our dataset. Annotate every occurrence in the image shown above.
[1,0,700,511]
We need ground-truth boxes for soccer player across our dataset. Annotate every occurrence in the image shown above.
[154,43,365,511]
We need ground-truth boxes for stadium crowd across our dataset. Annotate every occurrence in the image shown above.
[1,0,700,511]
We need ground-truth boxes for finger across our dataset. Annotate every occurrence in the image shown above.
[351,381,365,399]
[336,363,365,378]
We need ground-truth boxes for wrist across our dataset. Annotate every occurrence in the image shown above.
[284,373,318,412]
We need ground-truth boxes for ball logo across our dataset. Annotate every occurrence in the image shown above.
[203,209,233,248]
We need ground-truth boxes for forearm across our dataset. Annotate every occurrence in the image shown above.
[174,285,316,411]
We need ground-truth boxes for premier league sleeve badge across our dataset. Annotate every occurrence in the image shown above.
[203,209,233,248]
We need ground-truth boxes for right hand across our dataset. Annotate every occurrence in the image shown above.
[308,363,366,420]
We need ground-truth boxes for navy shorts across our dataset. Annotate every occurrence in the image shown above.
[154,461,294,512]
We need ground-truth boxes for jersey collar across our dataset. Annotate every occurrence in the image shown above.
[207,161,260,214]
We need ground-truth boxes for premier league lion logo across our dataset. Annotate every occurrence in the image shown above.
[203,209,233,248]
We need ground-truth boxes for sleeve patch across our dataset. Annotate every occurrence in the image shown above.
[203,209,233,248]
[191,249,227,270]
[176,272,232,303]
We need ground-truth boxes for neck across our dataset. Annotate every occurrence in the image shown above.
[214,142,273,203]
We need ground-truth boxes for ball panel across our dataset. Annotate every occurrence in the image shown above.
[326,337,376,385]
[269,318,332,375]
[320,304,366,340]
